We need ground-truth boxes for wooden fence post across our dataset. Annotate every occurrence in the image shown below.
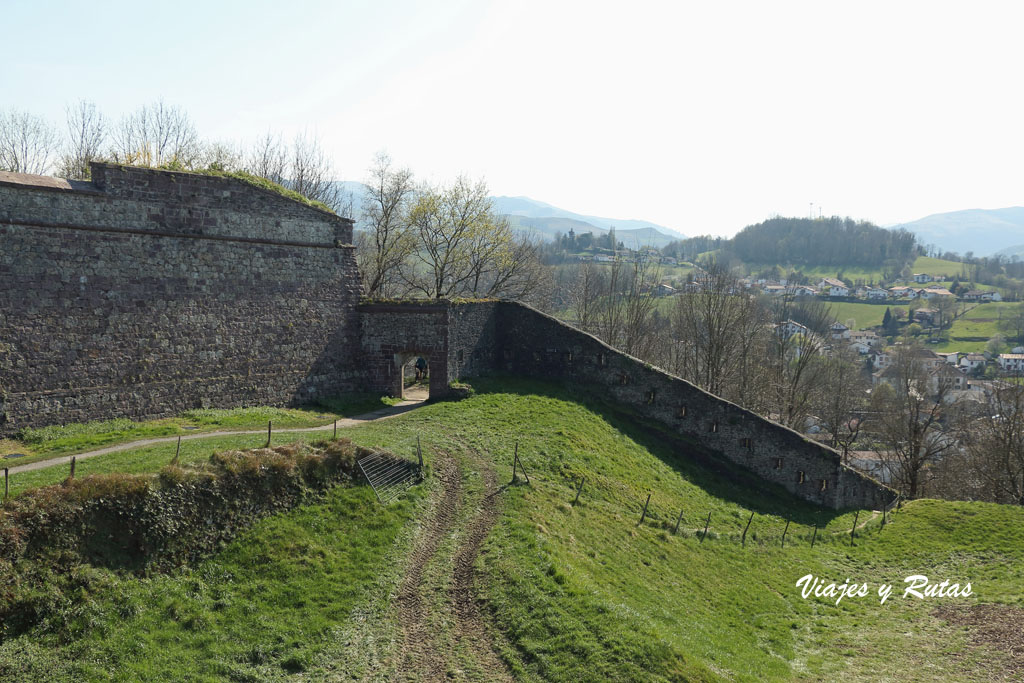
[334,420,338,439]
[267,420,272,447]
[3,468,8,501]
[173,435,181,465]
[639,493,651,525]
[673,509,684,535]
[416,435,423,470]
[511,442,529,484]
[742,511,754,547]
[810,525,818,548]
[70,456,76,479]
[572,477,584,506]
[850,510,860,546]
[700,511,711,543]
[781,518,791,548]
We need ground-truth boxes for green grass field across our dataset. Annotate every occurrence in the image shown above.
[911,256,968,279]
[0,395,392,466]
[825,301,891,329]
[1,378,1021,680]
[743,256,968,288]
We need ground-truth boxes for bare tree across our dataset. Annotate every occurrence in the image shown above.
[109,100,202,168]
[201,140,245,172]
[357,152,416,296]
[246,131,288,186]
[290,131,348,215]
[962,381,1024,504]
[766,298,832,429]
[671,263,766,400]
[816,346,869,463]
[58,100,106,179]
[870,344,959,498]
[0,109,59,174]
[567,261,602,333]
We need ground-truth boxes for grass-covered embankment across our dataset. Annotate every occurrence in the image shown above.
[1,377,1021,680]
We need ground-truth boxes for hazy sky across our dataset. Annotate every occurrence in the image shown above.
[4,0,1024,236]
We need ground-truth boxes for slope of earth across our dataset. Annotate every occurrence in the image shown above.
[1,377,1022,681]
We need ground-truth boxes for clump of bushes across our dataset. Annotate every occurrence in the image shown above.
[0,438,377,640]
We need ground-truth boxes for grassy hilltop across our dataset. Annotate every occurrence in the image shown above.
[1,378,1022,681]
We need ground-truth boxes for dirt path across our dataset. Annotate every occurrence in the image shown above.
[394,447,513,681]
[396,454,463,681]
[451,455,514,681]
[6,399,425,476]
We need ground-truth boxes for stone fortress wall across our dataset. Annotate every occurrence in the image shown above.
[0,164,893,509]
[0,163,361,433]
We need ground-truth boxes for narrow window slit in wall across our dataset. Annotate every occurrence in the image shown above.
[820,479,828,491]
[677,405,688,418]
[457,349,464,362]
[740,437,752,449]
[710,421,719,433]
[646,389,656,404]
[619,373,629,386]
[774,457,783,469]
[564,352,573,364]
[597,353,607,367]
[533,351,541,361]
[797,471,805,484]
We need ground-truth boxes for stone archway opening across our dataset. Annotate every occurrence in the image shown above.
[394,351,433,401]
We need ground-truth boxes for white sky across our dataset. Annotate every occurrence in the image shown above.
[4,0,1024,236]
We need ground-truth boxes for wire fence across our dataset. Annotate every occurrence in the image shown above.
[505,440,901,549]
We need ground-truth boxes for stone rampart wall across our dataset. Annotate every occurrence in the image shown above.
[492,302,894,510]
[0,164,359,435]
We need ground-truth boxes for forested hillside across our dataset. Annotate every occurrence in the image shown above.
[730,216,917,267]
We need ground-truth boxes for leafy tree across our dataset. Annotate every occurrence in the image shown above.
[406,176,542,300]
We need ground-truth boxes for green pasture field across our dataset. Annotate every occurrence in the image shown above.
[2,378,1020,680]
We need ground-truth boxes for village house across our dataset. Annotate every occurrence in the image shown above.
[869,348,892,369]
[864,287,889,300]
[913,308,938,325]
[774,319,810,339]
[830,322,850,340]
[817,277,849,297]
[791,284,817,297]
[998,353,1024,375]
[936,351,960,365]
[917,286,954,301]
[847,330,882,354]
[960,353,987,373]
[654,283,676,297]
[929,363,970,394]
[889,286,917,299]
[962,289,1002,302]
[912,273,936,284]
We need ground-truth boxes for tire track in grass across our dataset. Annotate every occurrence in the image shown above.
[395,453,461,681]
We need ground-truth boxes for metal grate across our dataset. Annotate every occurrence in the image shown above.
[358,450,421,504]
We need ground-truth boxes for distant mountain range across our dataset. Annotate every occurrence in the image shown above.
[339,182,685,250]
[490,196,684,248]
[891,207,1024,257]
